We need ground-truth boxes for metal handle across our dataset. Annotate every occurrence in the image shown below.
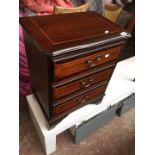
[105,54,110,58]
[89,78,94,82]
[89,63,97,67]
[96,55,102,61]
[84,84,91,88]
[77,96,89,104]
[80,81,91,88]
[86,60,93,64]
[80,78,94,88]
[86,56,102,67]
[80,81,86,86]
[85,59,97,67]
[80,81,90,88]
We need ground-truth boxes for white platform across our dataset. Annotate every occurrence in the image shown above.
[27,57,135,155]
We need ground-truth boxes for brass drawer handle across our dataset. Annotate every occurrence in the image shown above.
[85,59,97,67]
[86,60,93,64]
[77,96,89,104]
[84,84,91,88]
[89,78,94,82]
[105,54,110,58]
[80,78,94,88]
[80,81,91,88]
[89,63,97,67]
[80,81,86,86]
[96,55,102,61]
[86,55,102,67]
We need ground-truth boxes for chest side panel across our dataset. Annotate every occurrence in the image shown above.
[23,31,51,118]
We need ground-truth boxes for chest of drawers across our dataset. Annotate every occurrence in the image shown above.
[20,12,130,127]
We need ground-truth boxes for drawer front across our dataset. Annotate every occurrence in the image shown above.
[52,84,107,116]
[53,67,114,100]
[54,46,122,80]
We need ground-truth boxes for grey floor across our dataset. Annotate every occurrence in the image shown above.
[19,96,135,155]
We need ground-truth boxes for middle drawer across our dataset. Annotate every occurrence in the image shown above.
[52,66,114,100]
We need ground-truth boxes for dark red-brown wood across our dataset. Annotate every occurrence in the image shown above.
[53,66,114,100]
[20,12,129,55]
[53,84,107,116]
[54,45,122,80]
[20,12,130,127]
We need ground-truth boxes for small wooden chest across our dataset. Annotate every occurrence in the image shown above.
[20,12,130,127]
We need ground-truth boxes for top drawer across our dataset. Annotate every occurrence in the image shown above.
[54,45,122,80]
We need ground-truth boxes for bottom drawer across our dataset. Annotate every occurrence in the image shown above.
[52,84,107,116]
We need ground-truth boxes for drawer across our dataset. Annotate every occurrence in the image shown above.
[54,46,122,80]
[52,84,107,116]
[52,67,114,100]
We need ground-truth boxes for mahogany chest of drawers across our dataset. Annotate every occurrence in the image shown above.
[20,12,130,127]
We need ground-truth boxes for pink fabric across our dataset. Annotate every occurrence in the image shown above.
[19,0,73,96]
[20,0,73,15]
[19,10,32,96]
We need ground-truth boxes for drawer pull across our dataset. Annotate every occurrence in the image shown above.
[104,30,109,34]
[84,84,91,88]
[86,56,102,67]
[80,81,86,85]
[105,54,110,58]
[86,60,93,64]
[80,81,91,88]
[77,96,89,104]
[80,78,95,88]
[89,63,97,67]
[85,60,97,67]
[89,78,94,82]
[96,56,102,61]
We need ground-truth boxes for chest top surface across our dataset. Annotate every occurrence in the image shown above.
[20,12,130,56]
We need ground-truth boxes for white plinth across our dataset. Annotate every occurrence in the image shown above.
[27,57,135,155]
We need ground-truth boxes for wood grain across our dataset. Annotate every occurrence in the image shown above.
[53,67,114,100]
[54,46,122,80]
[20,12,130,126]
[53,84,107,116]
